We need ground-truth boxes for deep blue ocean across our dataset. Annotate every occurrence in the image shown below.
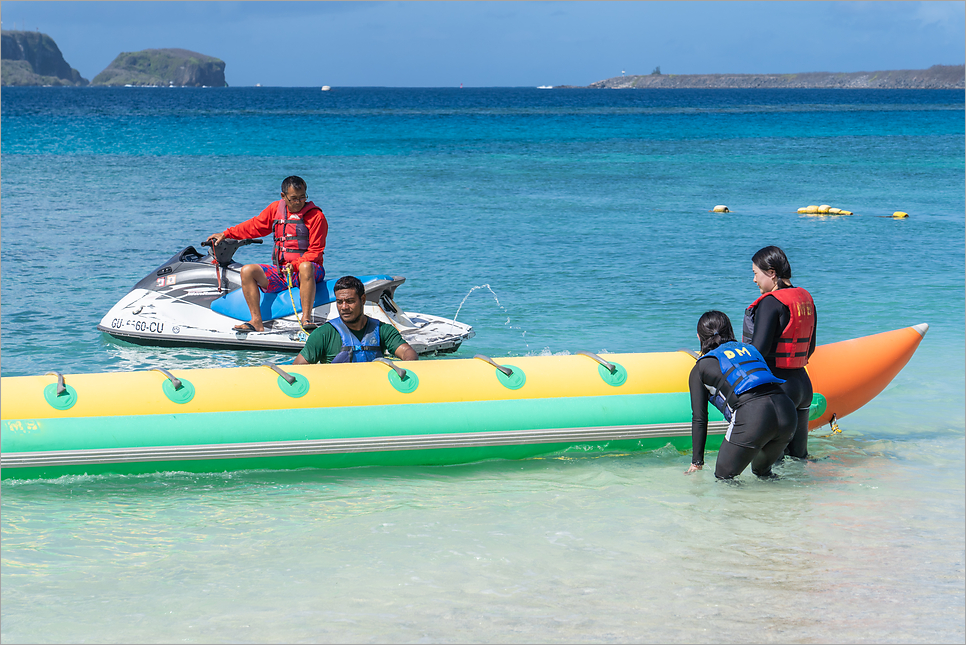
[2,87,964,643]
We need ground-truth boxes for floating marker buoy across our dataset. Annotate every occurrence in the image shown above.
[711,205,730,213]
[893,211,909,218]
[798,205,854,216]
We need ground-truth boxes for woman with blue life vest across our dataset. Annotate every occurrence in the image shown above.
[686,311,797,479]
[743,246,816,459]
[293,275,418,365]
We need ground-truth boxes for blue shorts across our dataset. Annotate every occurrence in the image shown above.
[259,262,325,294]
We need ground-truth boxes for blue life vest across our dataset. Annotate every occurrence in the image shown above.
[328,316,383,363]
[701,341,785,420]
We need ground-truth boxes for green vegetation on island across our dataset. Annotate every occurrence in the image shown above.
[91,48,227,87]
[1,30,88,86]
[1,33,228,87]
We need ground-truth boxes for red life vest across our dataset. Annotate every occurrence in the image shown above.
[743,287,815,369]
[271,200,321,267]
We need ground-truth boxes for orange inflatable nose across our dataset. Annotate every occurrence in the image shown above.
[807,323,928,430]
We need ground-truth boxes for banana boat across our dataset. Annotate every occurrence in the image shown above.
[0,324,928,479]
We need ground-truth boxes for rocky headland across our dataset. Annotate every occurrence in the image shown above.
[1,30,88,86]
[90,48,227,87]
[569,65,965,90]
[1,32,226,87]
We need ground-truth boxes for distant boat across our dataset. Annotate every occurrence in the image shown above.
[537,85,552,89]
[321,86,331,91]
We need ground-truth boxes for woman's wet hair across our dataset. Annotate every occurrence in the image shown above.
[697,310,737,355]
[752,245,792,286]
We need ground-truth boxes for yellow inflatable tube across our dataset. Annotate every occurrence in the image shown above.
[0,325,927,479]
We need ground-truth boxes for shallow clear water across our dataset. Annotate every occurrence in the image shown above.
[2,87,964,643]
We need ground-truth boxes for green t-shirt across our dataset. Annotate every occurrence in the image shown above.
[299,319,406,364]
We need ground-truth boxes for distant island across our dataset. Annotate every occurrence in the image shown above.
[91,48,226,87]
[562,65,965,90]
[1,30,87,86]
[3,29,962,91]
[1,30,226,87]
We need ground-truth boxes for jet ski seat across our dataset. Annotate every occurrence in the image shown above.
[211,275,395,322]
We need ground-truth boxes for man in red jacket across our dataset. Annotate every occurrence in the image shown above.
[206,176,328,332]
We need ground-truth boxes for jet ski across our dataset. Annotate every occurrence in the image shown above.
[97,239,475,354]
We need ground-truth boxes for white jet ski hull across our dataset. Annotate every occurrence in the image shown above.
[97,244,474,355]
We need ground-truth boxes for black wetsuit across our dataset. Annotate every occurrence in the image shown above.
[746,293,817,459]
[689,357,797,479]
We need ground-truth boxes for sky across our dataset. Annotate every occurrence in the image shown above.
[2,1,964,87]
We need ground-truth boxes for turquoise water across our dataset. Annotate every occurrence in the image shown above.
[2,87,964,642]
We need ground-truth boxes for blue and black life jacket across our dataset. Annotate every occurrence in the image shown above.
[701,341,785,420]
[328,316,383,363]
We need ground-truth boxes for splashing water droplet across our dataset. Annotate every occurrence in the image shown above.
[454,284,504,321]
[453,283,529,349]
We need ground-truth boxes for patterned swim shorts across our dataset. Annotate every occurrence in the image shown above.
[258,262,325,294]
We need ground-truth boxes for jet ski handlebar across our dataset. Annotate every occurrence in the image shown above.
[201,238,263,267]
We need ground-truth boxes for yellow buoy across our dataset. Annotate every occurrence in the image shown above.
[797,207,809,214]
[712,205,730,213]
[892,211,908,218]
[805,205,820,214]
[818,204,831,214]
[828,207,842,215]
[839,210,853,216]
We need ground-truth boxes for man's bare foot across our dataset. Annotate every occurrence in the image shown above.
[233,321,264,332]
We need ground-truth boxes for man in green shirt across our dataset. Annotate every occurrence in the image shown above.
[293,275,418,365]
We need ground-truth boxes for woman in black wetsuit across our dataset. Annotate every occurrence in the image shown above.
[742,246,817,459]
[686,311,797,479]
